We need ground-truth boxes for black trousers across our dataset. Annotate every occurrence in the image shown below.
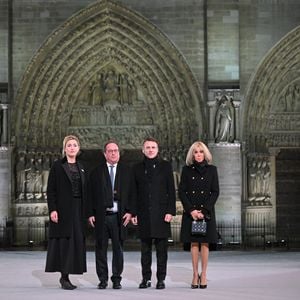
[95,214,123,283]
[140,238,168,281]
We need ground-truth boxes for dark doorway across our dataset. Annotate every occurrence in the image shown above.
[276,149,300,247]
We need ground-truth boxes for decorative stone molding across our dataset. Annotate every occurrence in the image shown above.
[13,0,205,153]
[243,26,300,153]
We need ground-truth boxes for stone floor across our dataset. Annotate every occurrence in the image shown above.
[0,249,299,300]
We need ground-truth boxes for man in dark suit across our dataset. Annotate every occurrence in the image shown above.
[131,137,176,289]
[87,140,132,289]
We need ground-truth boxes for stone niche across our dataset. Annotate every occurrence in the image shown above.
[209,142,242,244]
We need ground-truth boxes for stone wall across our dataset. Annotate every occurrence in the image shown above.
[0,0,8,83]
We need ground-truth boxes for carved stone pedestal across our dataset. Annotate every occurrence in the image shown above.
[209,142,242,244]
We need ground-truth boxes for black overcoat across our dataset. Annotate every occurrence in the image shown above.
[86,161,132,242]
[131,159,176,239]
[47,157,87,238]
[179,162,219,243]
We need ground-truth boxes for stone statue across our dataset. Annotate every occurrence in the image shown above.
[215,95,233,143]
[103,70,120,102]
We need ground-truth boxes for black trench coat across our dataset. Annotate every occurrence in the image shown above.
[47,157,87,238]
[131,159,176,239]
[179,162,219,243]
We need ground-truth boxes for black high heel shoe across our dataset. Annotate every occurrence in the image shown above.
[199,273,207,289]
[191,274,199,289]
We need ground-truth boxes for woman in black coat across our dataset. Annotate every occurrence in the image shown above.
[45,135,87,290]
[179,141,219,289]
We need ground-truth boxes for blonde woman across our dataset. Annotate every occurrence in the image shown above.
[45,135,87,290]
[179,141,219,289]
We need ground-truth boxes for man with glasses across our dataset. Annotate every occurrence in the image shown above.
[87,140,132,289]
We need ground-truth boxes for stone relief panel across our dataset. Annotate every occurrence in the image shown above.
[13,0,203,153]
[13,149,60,244]
[68,67,157,149]
[266,81,300,148]
[247,156,271,207]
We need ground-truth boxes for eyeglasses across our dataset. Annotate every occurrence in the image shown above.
[107,149,119,153]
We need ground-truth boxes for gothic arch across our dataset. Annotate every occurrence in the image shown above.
[12,0,205,151]
[243,26,300,153]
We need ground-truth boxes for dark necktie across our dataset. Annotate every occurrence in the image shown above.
[109,165,114,192]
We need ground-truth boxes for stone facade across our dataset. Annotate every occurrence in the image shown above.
[0,0,300,246]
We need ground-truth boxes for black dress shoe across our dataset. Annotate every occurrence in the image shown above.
[139,279,151,288]
[59,278,77,290]
[98,281,108,289]
[156,280,165,289]
[112,281,122,289]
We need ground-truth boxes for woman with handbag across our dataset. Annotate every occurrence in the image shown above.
[179,141,219,289]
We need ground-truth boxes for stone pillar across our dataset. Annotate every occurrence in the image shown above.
[0,104,8,145]
[232,97,241,142]
[207,98,216,143]
[0,148,10,229]
[209,142,242,244]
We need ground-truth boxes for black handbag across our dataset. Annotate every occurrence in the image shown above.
[191,219,207,236]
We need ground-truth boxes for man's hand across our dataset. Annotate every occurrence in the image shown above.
[164,214,173,223]
[122,213,132,226]
[131,216,138,225]
[88,216,96,227]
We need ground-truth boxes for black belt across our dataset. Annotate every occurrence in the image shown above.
[105,211,118,216]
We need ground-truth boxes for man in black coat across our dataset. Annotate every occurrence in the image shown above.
[87,140,132,289]
[131,137,176,289]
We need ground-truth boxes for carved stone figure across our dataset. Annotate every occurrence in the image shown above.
[89,73,104,106]
[103,70,120,102]
[215,95,233,143]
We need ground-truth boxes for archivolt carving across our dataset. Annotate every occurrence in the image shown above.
[13,0,205,152]
[243,26,300,152]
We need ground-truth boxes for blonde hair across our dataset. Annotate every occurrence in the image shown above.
[62,135,80,157]
[185,141,212,166]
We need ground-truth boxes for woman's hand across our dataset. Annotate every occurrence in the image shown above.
[191,210,205,220]
[50,210,58,223]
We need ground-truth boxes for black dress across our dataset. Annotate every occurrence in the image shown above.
[45,163,86,274]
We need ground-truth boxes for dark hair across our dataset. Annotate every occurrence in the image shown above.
[143,137,159,147]
[103,139,119,152]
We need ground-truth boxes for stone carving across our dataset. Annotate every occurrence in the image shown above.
[275,84,300,112]
[247,157,271,206]
[215,95,234,143]
[15,150,59,202]
[13,1,203,152]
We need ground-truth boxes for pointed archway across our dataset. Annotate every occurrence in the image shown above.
[242,26,300,246]
[13,0,205,152]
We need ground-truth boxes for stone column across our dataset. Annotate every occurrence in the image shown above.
[0,104,8,145]
[0,149,10,231]
[232,99,241,142]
